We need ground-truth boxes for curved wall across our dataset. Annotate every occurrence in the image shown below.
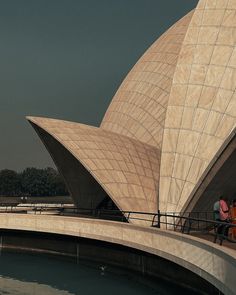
[0,214,235,295]
[160,0,236,212]
[188,131,236,213]
[32,123,108,209]
[0,230,221,295]
[101,11,194,149]
[28,117,160,215]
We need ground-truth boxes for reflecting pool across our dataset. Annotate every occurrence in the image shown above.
[0,253,200,295]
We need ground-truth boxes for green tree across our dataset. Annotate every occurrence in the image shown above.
[20,167,44,196]
[0,167,68,197]
[0,169,21,196]
[44,167,68,196]
[20,167,68,196]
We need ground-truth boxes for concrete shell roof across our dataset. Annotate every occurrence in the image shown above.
[101,10,194,149]
[27,116,160,213]
[27,0,236,216]
[159,0,236,212]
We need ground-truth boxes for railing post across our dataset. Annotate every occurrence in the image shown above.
[173,212,176,231]
[127,212,130,222]
[157,210,161,228]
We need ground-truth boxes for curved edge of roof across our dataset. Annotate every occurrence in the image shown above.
[26,116,161,217]
[181,127,236,213]
[26,116,124,212]
[100,10,195,148]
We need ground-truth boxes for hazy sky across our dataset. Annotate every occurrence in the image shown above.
[0,0,198,171]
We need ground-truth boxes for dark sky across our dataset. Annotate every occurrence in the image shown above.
[0,0,198,171]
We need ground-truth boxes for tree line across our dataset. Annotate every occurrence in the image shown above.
[0,167,69,197]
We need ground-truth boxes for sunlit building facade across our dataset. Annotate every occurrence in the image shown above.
[28,0,236,222]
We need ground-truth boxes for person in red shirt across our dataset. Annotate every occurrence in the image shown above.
[219,197,230,221]
[218,196,230,237]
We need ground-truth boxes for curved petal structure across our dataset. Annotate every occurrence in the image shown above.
[27,117,160,214]
[28,0,236,224]
[101,11,194,149]
[159,0,236,213]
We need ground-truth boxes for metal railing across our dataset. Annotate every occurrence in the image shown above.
[0,205,235,246]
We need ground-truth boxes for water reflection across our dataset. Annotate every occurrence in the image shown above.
[0,253,199,295]
[0,276,72,295]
